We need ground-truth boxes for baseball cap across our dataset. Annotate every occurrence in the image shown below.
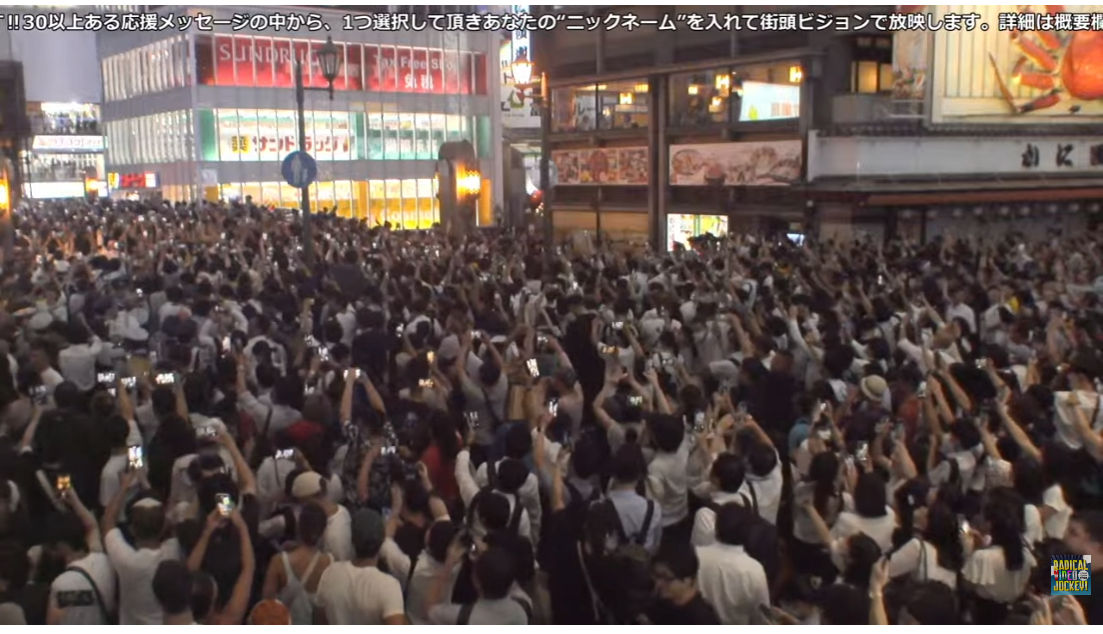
[290,471,325,499]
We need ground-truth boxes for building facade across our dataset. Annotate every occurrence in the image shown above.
[0,8,106,200]
[99,5,501,227]
[806,4,1101,243]
[534,5,1102,247]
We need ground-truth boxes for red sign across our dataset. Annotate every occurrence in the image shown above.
[109,172,158,189]
[196,34,486,96]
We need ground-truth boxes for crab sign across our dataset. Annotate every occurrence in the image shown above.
[989,5,1103,114]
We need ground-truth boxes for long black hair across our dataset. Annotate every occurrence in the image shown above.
[924,501,966,573]
[984,488,1026,571]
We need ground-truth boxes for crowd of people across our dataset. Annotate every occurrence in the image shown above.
[0,200,1101,626]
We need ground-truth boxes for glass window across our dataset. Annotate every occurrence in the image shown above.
[217,110,239,161]
[385,179,401,225]
[335,180,353,218]
[445,115,464,141]
[261,182,280,207]
[401,179,418,229]
[383,113,399,160]
[417,178,434,228]
[671,62,801,126]
[398,113,415,159]
[313,181,336,213]
[430,114,446,150]
[850,60,894,94]
[552,85,597,132]
[220,183,242,200]
[367,112,383,160]
[414,113,431,159]
[597,80,649,130]
[368,180,385,225]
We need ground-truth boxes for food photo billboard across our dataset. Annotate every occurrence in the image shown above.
[926,4,1103,123]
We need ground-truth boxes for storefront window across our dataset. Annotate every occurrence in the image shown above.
[552,85,597,132]
[220,183,242,200]
[368,180,385,224]
[597,80,649,130]
[399,113,415,159]
[400,179,417,229]
[669,61,801,127]
[367,112,383,159]
[414,113,431,159]
[445,115,466,141]
[385,179,401,224]
[335,181,353,217]
[383,113,400,160]
[430,114,446,150]
[417,178,435,227]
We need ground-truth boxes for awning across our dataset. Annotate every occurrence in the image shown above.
[805,175,1103,207]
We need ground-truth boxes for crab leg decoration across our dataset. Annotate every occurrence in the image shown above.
[989,4,1103,114]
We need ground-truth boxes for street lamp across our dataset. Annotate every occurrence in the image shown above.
[510,53,553,270]
[295,35,341,267]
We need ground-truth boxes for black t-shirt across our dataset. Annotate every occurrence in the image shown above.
[351,329,394,379]
[0,584,50,624]
[1076,574,1103,625]
[646,593,722,625]
[178,492,262,609]
[540,508,595,625]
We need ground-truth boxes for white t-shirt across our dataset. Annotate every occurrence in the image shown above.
[887,537,959,589]
[1042,484,1072,540]
[745,452,784,526]
[323,505,354,562]
[1023,503,1045,545]
[830,506,897,554]
[313,562,405,625]
[104,529,182,625]
[962,545,1036,604]
[50,552,117,625]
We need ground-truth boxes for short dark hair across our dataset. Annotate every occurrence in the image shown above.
[426,520,459,563]
[474,546,516,600]
[902,581,958,624]
[854,471,888,518]
[496,458,530,494]
[714,502,753,546]
[711,453,746,493]
[648,414,685,453]
[611,443,646,484]
[503,424,533,460]
[44,512,87,552]
[653,541,699,582]
[298,502,328,547]
[819,583,870,625]
[746,441,778,477]
[152,559,194,616]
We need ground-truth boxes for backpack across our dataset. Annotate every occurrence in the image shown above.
[705,482,781,593]
[465,460,523,535]
[593,498,655,624]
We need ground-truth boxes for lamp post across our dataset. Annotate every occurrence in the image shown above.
[510,54,553,271]
[295,36,341,267]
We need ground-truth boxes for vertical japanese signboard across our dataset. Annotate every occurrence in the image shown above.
[500,4,541,128]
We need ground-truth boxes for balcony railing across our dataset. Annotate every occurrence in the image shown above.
[831,94,924,125]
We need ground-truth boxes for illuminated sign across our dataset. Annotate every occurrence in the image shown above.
[108,172,159,189]
[927,4,1103,122]
[214,109,353,162]
[32,135,105,152]
[196,35,487,96]
[500,4,540,128]
[738,81,800,122]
